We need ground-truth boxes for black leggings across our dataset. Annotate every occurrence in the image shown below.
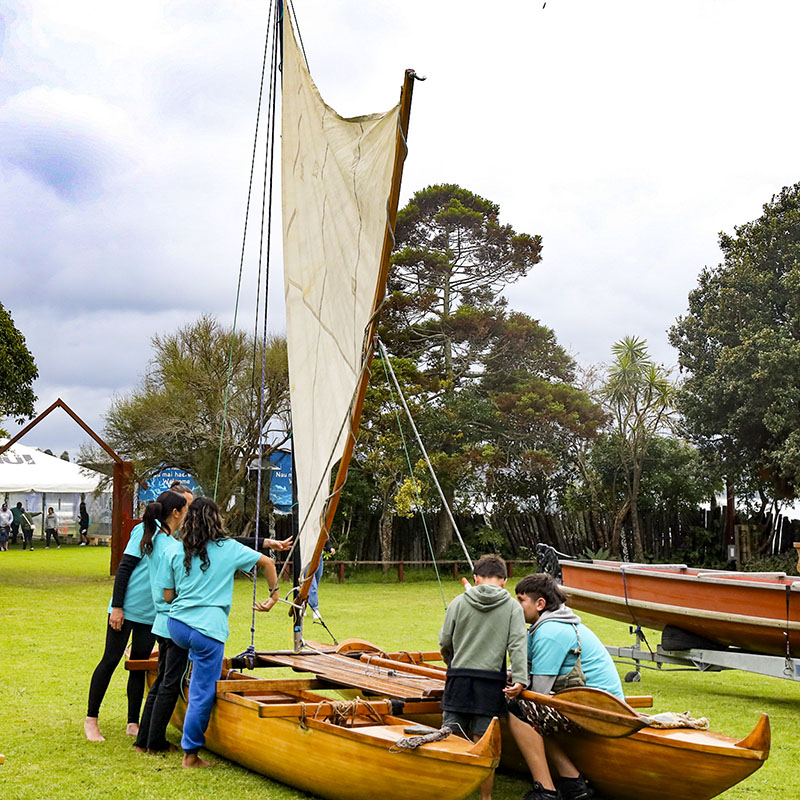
[46,528,60,546]
[87,617,156,722]
[135,637,189,750]
[21,529,33,549]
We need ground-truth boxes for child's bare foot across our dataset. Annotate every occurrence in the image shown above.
[84,717,106,742]
[126,722,139,736]
[182,753,215,768]
[135,746,148,754]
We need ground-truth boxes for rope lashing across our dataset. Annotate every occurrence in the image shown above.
[390,726,452,753]
[314,698,384,727]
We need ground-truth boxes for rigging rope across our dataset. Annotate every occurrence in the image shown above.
[248,0,282,651]
[377,348,448,610]
[376,338,474,572]
[213,0,277,501]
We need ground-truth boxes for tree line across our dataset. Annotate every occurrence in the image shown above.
[5,182,799,567]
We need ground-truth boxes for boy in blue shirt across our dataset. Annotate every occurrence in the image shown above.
[509,573,623,800]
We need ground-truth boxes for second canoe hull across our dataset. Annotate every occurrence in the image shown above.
[496,714,770,800]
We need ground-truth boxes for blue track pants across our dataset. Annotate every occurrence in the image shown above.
[167,617,225,754]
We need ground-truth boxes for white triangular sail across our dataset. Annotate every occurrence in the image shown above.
[281,13,402,574]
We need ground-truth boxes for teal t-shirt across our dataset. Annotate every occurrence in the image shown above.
[529,620,624,700]
[107,523,156,625]
[163,538,260,643]
[149,530,182,639]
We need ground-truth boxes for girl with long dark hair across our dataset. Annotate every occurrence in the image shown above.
[84,490,189,742]
[161,496,279,767]
[134,485,193,753]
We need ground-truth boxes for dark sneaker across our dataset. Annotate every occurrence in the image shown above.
[523,783,563,800]
[555,775,596,800]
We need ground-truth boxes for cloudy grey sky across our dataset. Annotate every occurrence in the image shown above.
[2,0,799,455]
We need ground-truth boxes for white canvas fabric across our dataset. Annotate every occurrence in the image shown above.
[0,440,104,492]
[281,13,401,573]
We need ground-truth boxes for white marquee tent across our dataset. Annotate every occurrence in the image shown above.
[0,440,111,538]
[0,440,105,493]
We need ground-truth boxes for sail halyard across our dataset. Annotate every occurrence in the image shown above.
[280,10,417,605]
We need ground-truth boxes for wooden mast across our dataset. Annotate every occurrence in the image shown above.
[294,69,418,608]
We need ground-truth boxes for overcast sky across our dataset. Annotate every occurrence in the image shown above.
[2,0,799,455]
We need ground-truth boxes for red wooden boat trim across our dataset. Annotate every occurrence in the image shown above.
[566,561,800,590]
[561,559,800,656]
[565,586,800,633]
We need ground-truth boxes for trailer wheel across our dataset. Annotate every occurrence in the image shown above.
[624,670,641,683]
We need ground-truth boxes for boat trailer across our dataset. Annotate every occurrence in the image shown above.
[535,543,800,684]
[609,625,800,683]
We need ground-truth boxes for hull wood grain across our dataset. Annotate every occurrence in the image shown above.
[154,671,499,800]
[561,561,800,657]
[497,714,769,800]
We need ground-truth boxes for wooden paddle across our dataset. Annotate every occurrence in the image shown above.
[521,686,648,738]
[355,654,647,738]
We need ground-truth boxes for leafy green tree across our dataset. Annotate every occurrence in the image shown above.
[482,313,604,514]
[385,184,544,551]
[0,302,38,432]
[670,182,800,503]
[379,184,601,553]
[389,183,542,382]
[601,337,675,560]
[104,315,289,513]
[350,354,431,567]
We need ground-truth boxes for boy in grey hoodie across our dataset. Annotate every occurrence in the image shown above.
[438,554,527,800]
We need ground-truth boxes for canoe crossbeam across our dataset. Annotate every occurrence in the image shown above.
[215,678,441,723]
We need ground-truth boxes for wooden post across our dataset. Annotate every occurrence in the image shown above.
[397,561,404,582]
[508,561,514,578]
[338,562,345,583]
[453,562,459,581]
[111,461,134,575]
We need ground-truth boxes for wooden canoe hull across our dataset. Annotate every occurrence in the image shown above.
[560,560,800,656]
[498,714,770,800]
[158,673,499,800]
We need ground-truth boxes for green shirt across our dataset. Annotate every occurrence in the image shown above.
[438,584,528,686]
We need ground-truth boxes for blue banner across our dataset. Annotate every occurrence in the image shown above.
[139,466,201,503]
[269,450,293,514]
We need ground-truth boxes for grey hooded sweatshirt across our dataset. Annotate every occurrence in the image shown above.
[438,583,528,686]
[528,603,582,694]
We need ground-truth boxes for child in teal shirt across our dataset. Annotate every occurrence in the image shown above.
[162,497,279,767]
[134,487,193,753]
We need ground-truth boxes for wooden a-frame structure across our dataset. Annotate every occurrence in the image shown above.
[0,398,137,574]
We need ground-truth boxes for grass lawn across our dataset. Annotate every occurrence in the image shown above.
[1,546,796,799]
